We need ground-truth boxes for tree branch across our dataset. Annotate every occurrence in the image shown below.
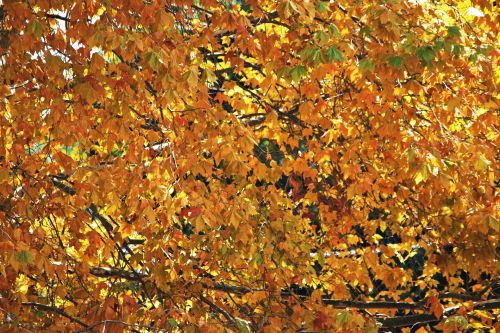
[75,319,163,333]
[379,312,438,329]
[200,294,236,326]
[88,268,500,313]
[22,302,89,328]
[90,266,143,281]
[379,299,500,329]
[45,13,71,22]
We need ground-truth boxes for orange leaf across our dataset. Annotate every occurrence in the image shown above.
[427,296,444,318]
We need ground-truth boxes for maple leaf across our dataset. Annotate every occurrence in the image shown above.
[427,296,445,319]
[388,55,404,68]
[180,206,202,220]
[326,46,344,62]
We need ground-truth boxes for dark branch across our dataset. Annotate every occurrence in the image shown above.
[75,320,162,333]
[45,13,71,22]
[200,294,236,325]
[52,178,76,195]
[90,266,143,281]
[86,204,114,232]
[379,312,438,329]
[380,299,500,329]
[22,302,89,328]
[88,269,499,313]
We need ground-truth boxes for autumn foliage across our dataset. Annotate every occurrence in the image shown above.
[0,0,498,332]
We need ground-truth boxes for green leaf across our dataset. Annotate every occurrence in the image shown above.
[255,252,264,265]
[445,315,468,329]
[112,149,124,157]
[16,250,34,265]
[416,46,435,65]
[34,309,45,318]
[388,55,403,68]
[310,48,324,63]
[364,323,379,333]
[336,310,351,328]
[317,251,325,267]
[359,58,375,73]
[326,47,344,62]
[299,48,319,63]
[235,317,251,333]
[167,318,178,328]
[276,65,291,79]
[360,26,372,36]
[447,26,461,37]
[434,37,445,50]
[469,52,478,64]
[27,20,44,38]
[315,30,329,45]
[329,24,340,37]
[290,65,307,82]
[316,1,329,13]
[144,51,161,71]
[452,44,463,56]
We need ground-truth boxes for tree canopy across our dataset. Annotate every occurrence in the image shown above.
[0,0,498,332]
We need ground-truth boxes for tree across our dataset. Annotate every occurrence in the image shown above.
[0,0,498,332]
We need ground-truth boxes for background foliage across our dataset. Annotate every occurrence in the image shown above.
[0,0,498,332]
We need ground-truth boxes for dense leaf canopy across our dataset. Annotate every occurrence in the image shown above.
[0,0,498,332]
